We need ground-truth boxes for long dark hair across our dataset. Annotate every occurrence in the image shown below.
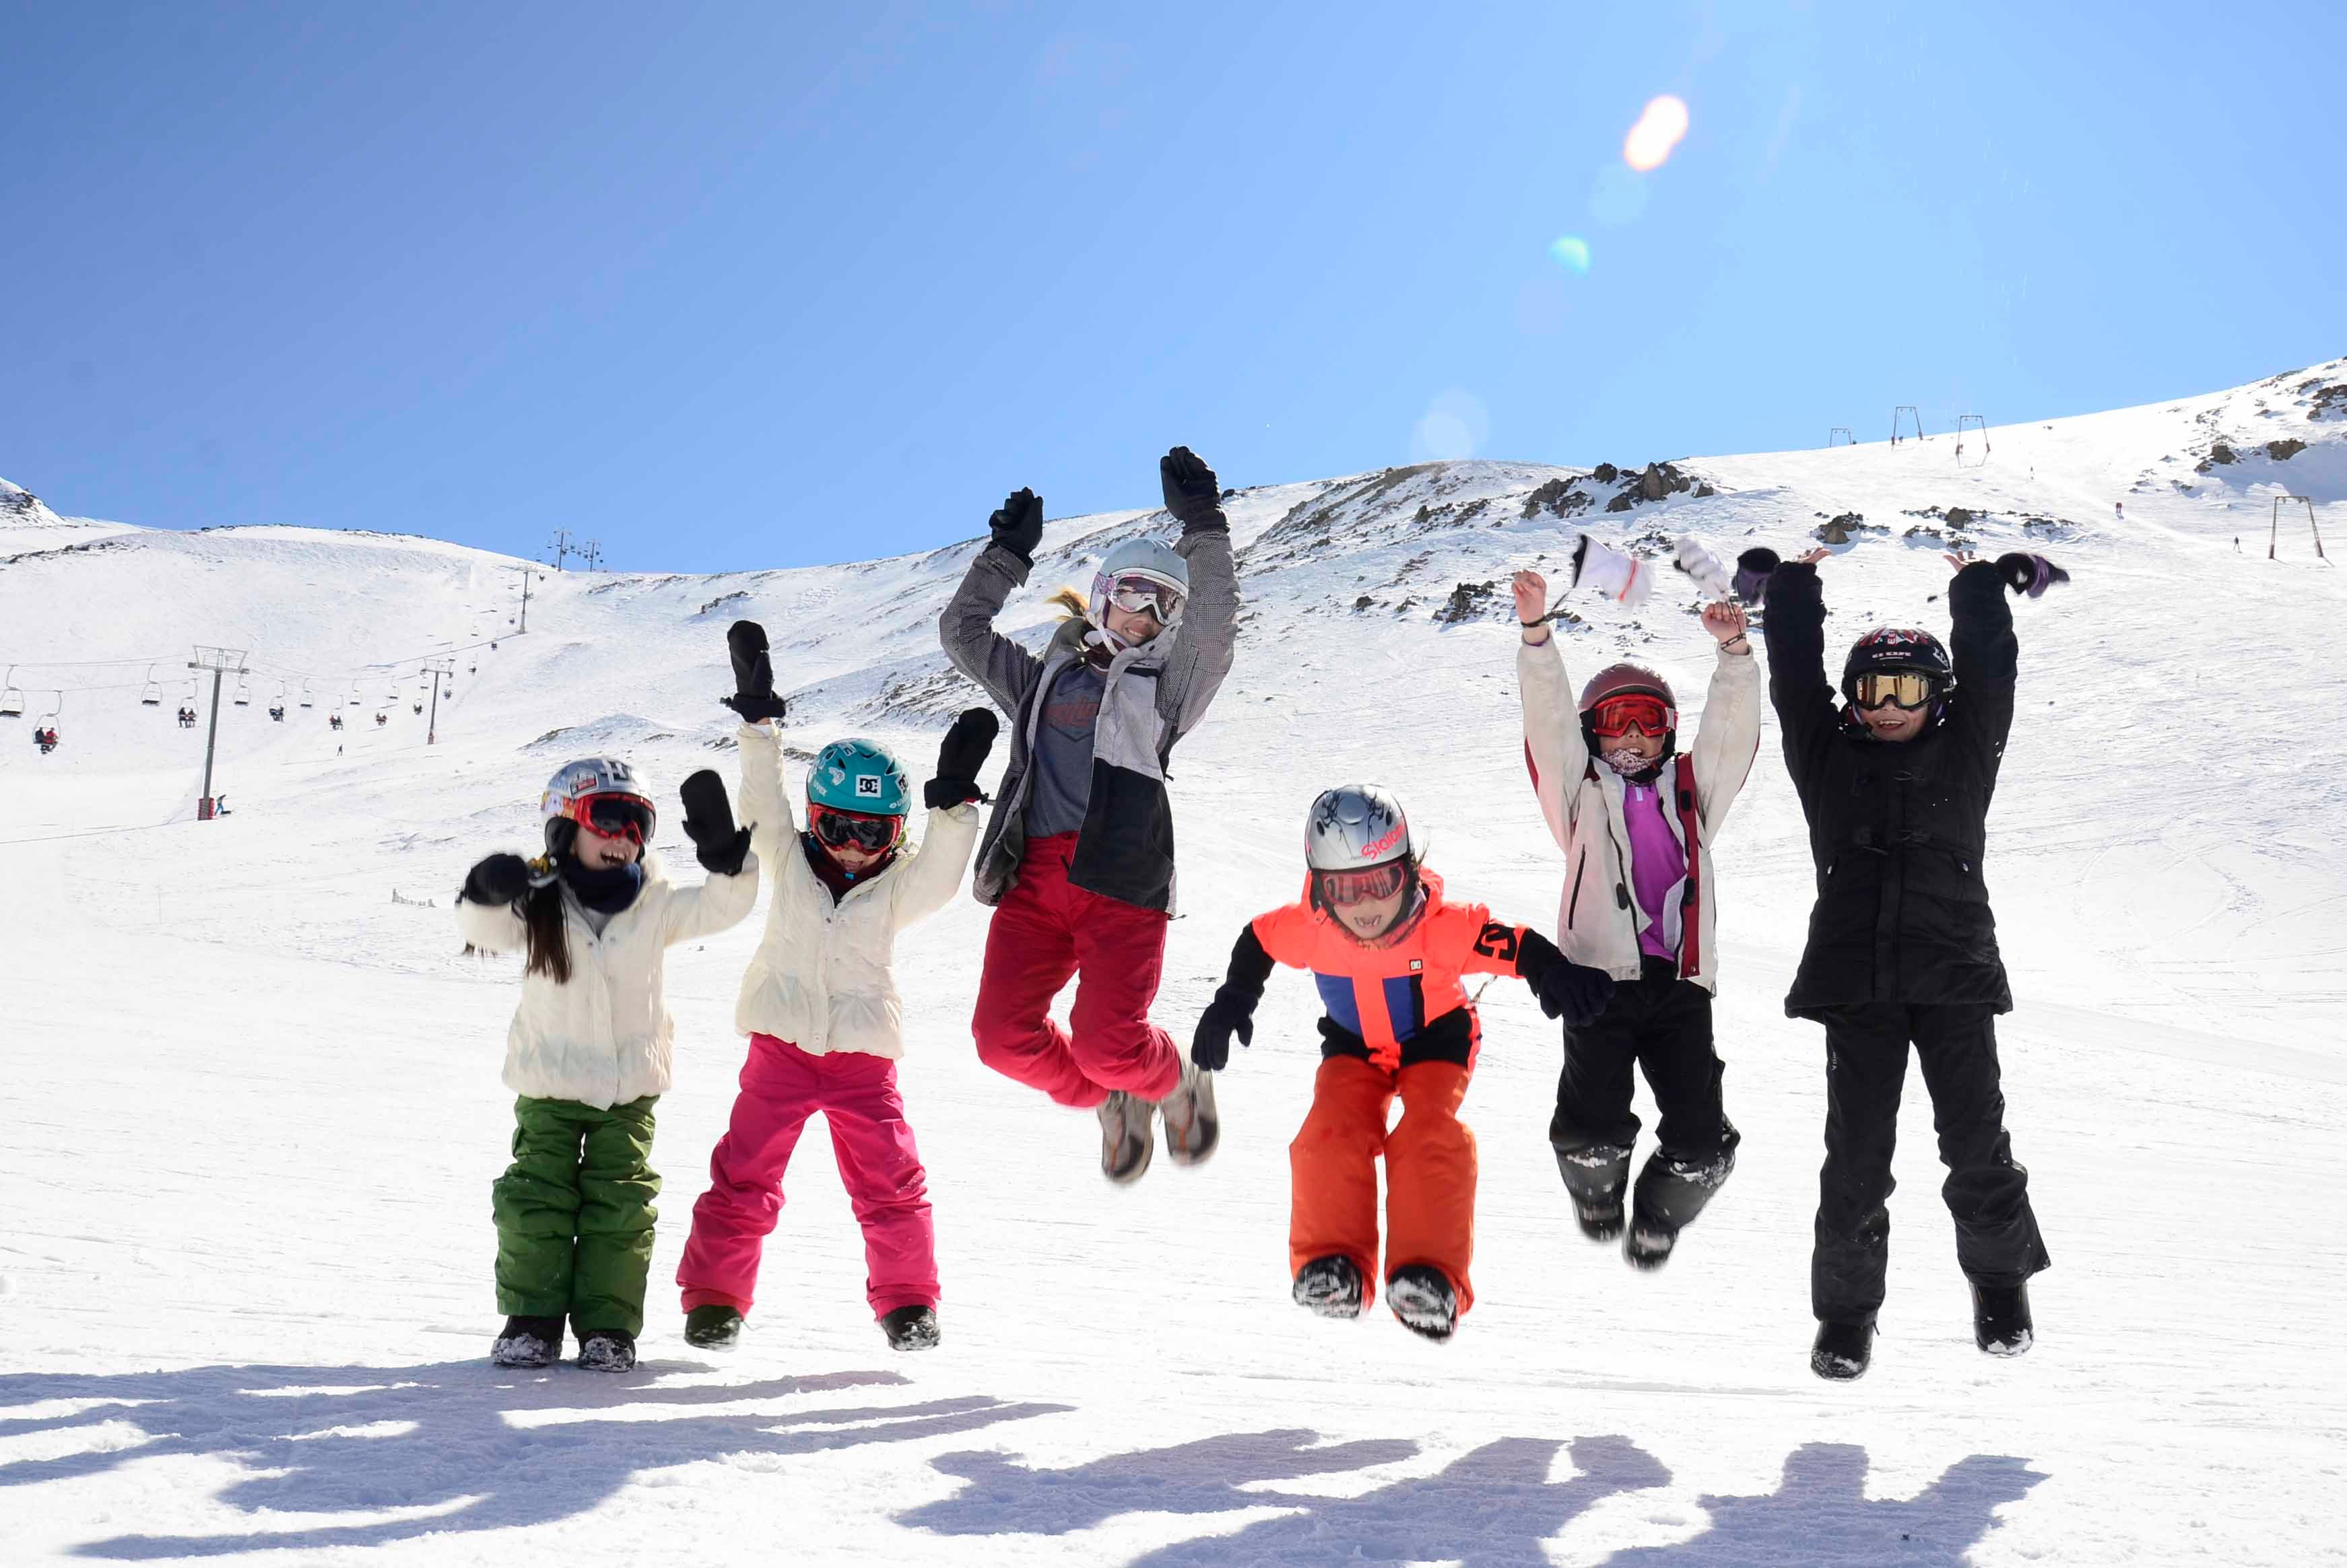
[521,876,572,984]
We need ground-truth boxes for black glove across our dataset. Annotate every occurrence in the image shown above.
[680,769,752,877]
[1191,992,1256,1072]
[1994,552,2070,600]
[1522,934,1616,1027]
[989,487,1045,565]
[722,621,789,724]
[1160,446,1226,535]
[923,707,998,809]
[463,852,531,906]
[1732,547,1781,607]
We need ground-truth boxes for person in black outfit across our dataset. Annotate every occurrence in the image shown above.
[1762,546,2055,1382]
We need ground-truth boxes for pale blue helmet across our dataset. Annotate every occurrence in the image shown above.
[807,737,911,817]
[1088,538,1189,632]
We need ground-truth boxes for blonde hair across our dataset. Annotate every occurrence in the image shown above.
[1044,586,1090,622]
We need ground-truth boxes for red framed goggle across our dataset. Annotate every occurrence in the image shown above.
[564,792,655,845]
[809,803,903,854]
[1315,860,1409,906]
[1589,693,1675,739]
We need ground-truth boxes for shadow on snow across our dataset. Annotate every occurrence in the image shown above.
[904,1429,2045,1567]
[0,1358,1067,1557]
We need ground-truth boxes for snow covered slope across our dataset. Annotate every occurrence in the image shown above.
[3,359,2344,1566]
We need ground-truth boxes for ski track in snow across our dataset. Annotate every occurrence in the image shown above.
[4,365,2346,1565]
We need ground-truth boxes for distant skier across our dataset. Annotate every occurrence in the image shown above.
[940,447,1238,1183]
[1762,546,2063,1381]
[1189,786,1614,1340]
[1512,570,1761,1268]
[456,752,758,1373]
[2115,502,2125,522]
[675,621,991,1356]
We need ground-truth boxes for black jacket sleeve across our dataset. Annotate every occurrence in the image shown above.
[1514,926,1566,982]
[1760,561,1839,794]
[1946,559,2018,784]
[1217,923,1276,1010]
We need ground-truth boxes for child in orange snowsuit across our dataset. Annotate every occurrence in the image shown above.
[1190,785,1615,1340]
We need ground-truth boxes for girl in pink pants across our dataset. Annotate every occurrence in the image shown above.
[677,625,992,1353]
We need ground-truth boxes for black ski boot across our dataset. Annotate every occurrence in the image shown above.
[575,1329,637,1373]
[1622,1128,1740,1271]
[1553,1143,1632,1241]
[1972,1282,2034,1357]
[1811,1319,1875,1381]
[684,1305,743,1350]
[882,1304,941,1351]
[490,1315,564,1368]
[1385,1265,1458,1343]
[1291,1254,1364,1320]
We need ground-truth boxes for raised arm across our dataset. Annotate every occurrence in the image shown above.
[1514,570,1587,850]
[892,706,996,926]
[1154,448,1239,735]
[1944,557,2018,784]
[455,853,531,953]
[939,489,1049,716]
[1759,556,1839,792]
[735,720,797,871]
[1686,601,1763,829]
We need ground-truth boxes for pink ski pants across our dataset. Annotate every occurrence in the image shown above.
[677,1033,937,1320]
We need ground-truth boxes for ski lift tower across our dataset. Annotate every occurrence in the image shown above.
[1956,414,1989,468]
[1827,427,1854,447]
[2270,495,2327,561]
[1891,406,1925,446]
[188,645,249,821]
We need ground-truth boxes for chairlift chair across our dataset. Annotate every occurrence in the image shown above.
[299,679,315,709]
[141,664,164,706]
[1,667,24,718]
[233,676,252,707]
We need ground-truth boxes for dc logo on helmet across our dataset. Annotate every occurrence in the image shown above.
[855,776,883,799]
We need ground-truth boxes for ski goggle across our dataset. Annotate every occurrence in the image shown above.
[1104,574,1185,625]
[564,792,655,845]
[1315,860,1410,906]
[809,803,903,854]
[1851,671,1940,711]
[1589,693,1675,739]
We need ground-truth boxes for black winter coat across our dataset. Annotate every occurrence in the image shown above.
[1761,559,2016,1017]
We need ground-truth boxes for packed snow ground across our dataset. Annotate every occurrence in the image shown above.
[4,362,2345,1565]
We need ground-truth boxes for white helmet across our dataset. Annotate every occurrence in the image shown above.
[1305,784,1413,871]
[540,757,656,848]
[1088,537,1189,641]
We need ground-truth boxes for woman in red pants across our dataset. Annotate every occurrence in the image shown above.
[939,447,1238,1183]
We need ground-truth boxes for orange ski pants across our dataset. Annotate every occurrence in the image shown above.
[1288,1055,1477,1315]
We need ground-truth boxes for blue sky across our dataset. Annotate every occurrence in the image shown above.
[5,1,2342,571]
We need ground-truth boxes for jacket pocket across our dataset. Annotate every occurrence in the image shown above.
[1566,858,1588,925]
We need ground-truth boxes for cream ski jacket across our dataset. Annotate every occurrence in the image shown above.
[731,720,981,1060]
[1517,634,1761,993]
[457,850,760,1110]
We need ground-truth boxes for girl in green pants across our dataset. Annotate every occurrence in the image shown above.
[457,755,759,1371]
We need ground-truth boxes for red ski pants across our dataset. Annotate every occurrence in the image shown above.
[1290,1056,1478,1315]
[676,1034,937,1320]
[970,834,1183,1108]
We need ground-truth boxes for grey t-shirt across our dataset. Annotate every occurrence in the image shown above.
[1024,659,1105,840]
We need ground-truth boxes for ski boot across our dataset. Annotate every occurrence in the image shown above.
[1158,1064,1220,1166]
[575,1329,638,1373]
[1810,1319,1875,1382]
[684,1305,743,1351]
[1291,1255,1364,1320]
[1097,1091,1155,1184]
[1622,1128,1739,1271]
[1385,1264,1458,1343]
[490,1315,564,1369]
[1553,1143,1631,1242]
[882,1304,941,1351]
[1972,1282,2034,1357]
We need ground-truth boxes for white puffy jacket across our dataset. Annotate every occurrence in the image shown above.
[457,851,760,1110]
[1518,633,1761,993]
[731,722,981,1059]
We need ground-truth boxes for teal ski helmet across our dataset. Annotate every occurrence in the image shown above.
[807,737,911,817]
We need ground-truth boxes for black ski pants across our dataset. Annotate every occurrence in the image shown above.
[1810,1002,2050,1325]
[1550,957,1733,1162]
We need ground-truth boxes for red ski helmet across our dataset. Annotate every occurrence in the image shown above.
[1577,662,1678,754]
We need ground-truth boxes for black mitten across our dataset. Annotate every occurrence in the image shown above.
[1994,551,2070,599]
[722,621,789,723]
[1521,931,1617,1027]
[923,707,999,809]
[1160,446,1226,534]
[989,488,1045,564]
[1191,992,1257,1072]
[1732,547,1781,607]
[463,852,532,906]
[680,769,752,877]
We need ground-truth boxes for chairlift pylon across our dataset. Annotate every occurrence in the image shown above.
[1890,405,1925,445]
[2,666,26,718]
[1955,414,1989,468]
[1827,427,1854,447]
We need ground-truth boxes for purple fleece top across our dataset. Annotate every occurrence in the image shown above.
[1621,776,1687,963]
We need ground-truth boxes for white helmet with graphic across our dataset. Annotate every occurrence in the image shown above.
[539,757,657,849]
[1304,784,1414,871]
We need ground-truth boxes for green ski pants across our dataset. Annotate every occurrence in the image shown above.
[492,1095,660,1336]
